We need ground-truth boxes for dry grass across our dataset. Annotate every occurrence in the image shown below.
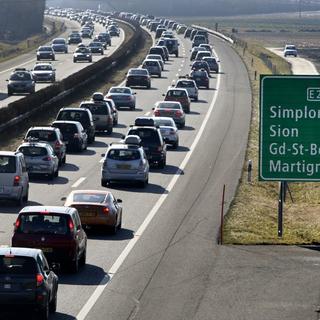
[0,18,65,63]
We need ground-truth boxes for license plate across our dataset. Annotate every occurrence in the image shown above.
[4,284,11,289]
[41,248,53,253]
[117,164,131,169]
[196,78,201,81]
[0,187,4,194]
[81,212,96,217]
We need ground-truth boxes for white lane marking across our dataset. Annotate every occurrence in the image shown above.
[76,48,222,320]
[178,69,181,72]
[145,111,150,116]
[99,158,104,163]
[176,73,179,77]
[0,58,36,75]
[72,177,86,188]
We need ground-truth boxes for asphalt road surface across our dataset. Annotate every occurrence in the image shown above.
[0,17,125,108]
[1,26,320,320]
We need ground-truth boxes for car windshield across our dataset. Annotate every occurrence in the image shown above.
[18,146,48,157]
[89,42,101,47]
[109,87,131,94]
[144,61,158,66]
[177,81,194,88]
[58,110,88,124]
[39,47,52,52]
[129,69,148,75]
[107,149,141,161]
[10,72,31,81]
[192,70,207,77]
[0,256,37,275]
[75,48,90,53]
[18,214,69,235]
[157,102,181,110]
[0,156,16,173]
[33,65,52,71]
[72,193,106,203]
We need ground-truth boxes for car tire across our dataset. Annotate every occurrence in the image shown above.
[49,292,57,313]
[158,73,161,78]
[172,141,179,149]
[38,300,49,320]
[54,168,59,178]
[118,214,122,230]
[158,158,166,169]
[89,58,92,63]
[206,85,209,89]
[23,187,29,203]
[16,191,24,207]
[49,170,55,180]
[79,247,86,266]
[110,224,117,235]
[73,59,77,63]
[147,84,151,89]
[7,90,12,96]
[69,256,79,273]
[101,179,108,187]
[194,96,198,101]
[62,154,66,165]
[107,127,113,135]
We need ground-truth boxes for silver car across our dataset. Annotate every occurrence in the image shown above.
[101,136,149,187]
[153,101,186,128]
[0,151,29,205]
[145,54,164,70]
[31,63,56,83]
[174,78,198,101]
[51,38,68,53]
[142,59,162,77]
[153,117,179,149]
[17,142,59,180]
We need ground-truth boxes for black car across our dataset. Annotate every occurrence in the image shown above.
[68,33,82,44]
[88,42,104,54]
[190,69,210,89]
[52,121,88,152]
[125,68,151,89]
[127,123,167,168]
[149,46,167,62]
[56,107,95,143]
[191,60,211,76]
[7,68,35,96]
[0,247,58,320]
[36,46,55,61]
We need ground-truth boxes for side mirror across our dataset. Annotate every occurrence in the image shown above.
[6,79,8,82]
[60,196,67,201]
[162,94,165,96]
[101,153,105,157]
[152,107,155,110]
[117,199,122,203]
[133,92,137,95]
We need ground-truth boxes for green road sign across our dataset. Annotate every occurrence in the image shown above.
[259,75,320,181]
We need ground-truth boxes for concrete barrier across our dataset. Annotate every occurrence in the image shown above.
[191,24,234,44]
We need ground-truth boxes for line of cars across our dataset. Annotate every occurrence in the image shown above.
[0,9,219,319]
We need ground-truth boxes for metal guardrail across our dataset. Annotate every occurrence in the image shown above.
[191,24,234,44]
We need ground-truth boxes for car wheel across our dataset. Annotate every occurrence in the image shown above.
[79,247,86,266]
[194,96,198,101]
[89,58,92,63]
[158,158,166,169]
[49,292,57,313]
[101,179,108,187]
[110,224,117,235]
[147,83,151,89]
[23,187,29,203]
[16,192,24,207]
[158,73,161,78]
[69,256,79,273]
[172,141,179,149]
[49,170,55,180]
[38,300,49,320]
[206,85,209,89]
[107,127,113,135]
[62,154,66,164]
[73,59,77,63]
[7,90,12,96]
[54,168,59,178]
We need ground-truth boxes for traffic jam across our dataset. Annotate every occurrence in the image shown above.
[0,8,219,319]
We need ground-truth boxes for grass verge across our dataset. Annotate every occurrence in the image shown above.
[189,21,320,244]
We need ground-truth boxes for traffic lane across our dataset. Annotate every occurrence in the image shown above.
[81,32,252,320]
[0,23,124,106]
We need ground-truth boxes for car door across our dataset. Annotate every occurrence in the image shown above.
[19,155,29,194]
[73,213,86,257]
[38,253,54,295]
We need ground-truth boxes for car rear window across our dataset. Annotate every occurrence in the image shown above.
[157,103,180,109]
[109,87,131,94]
[177,81,194,88]
[81,103,110,115]
[27,130,57,142]
[107,149,141,161]
[128,69,148,76]
[58,110,89,124]
[18,147,48,157]
[128,129,160,144]
[167,90,186,97]
[73,193,106,203]
[0,256,37,275]
[0,156,16,173]
[53,123,77,134]
[18,214,69,235]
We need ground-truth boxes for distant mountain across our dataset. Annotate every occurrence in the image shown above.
[46,0,320,16]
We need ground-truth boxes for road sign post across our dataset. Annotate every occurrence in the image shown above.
[259,75,320,236]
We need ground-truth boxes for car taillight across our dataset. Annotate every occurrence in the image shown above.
[69,219,75,233]
[55,141,62,148]
[170,129,176,135]
[102,207,109,215]
[154,110,160,116]
[14,218,21,231]
[157,146,163,151]
[175,110,182,116]
[138,160,144,170]
[74,133,80,138]
[42,156,52,161]
[36,274,44,287]
[13,175,20,186]
[126,96,132,100]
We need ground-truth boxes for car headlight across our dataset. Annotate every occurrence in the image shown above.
[86,55,90,57]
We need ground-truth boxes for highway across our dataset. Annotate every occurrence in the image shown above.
[0,17,125,108]
[1,16,320,320]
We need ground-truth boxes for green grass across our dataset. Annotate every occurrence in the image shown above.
[184,17,320,244]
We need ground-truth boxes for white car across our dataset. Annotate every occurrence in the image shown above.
[284,44,297,57]
[173,78,198,101]
[0,151,29,206]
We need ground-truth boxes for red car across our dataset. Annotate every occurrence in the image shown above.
[163,88,190,113]
[12,206,87,273]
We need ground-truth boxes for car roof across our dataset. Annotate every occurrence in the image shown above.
[167,88,188,93]
[20,206,76,215]
[18,141,50,148]
[108,143,142,150]
[52,120,81,125]
[69,190,112,196]
[59,107,89,112]
[0,247,41,258]
[0,151,19,156]
[27,126,57,131]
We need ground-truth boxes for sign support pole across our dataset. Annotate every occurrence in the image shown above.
[278,181,286,237]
